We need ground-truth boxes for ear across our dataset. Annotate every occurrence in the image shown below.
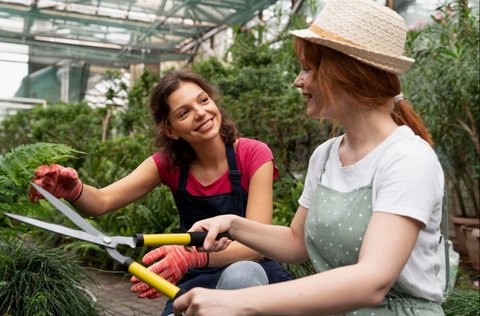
[164,126,179,140]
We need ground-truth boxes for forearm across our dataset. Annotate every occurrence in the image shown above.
[71,157,161,216]
[229,217,308,264]
[233,263,388,315]
[71,184,111,216]
[208,241,264,267]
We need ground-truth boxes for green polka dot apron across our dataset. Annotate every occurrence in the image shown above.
[304,141,444,316]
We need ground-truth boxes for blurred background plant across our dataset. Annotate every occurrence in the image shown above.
[403,0,479,220]
[402,0,479,279]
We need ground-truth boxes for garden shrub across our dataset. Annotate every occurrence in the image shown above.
[0,103,103,162]
[402,1,479,218]
[0,236,99,316]
[442,287,480,316]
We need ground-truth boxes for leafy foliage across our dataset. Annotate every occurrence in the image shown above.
[0,236,99,316]
[402,1,479,217]
[116,69,158,137]
[442,287,480,316]
[0,143,84,255]
[0,143,82,206]
[0,103,103,159]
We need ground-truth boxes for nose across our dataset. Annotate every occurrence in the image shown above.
[193,104,207,119]
[293,72,304,88]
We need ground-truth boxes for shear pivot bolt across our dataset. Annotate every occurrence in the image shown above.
[103,236,112,244]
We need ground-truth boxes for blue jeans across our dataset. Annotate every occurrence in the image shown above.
[166,261,269,316]
[216,260,269,289]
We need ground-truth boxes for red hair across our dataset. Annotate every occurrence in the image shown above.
[295,38,432,145]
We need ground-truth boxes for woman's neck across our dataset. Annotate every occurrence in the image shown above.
[339,108,398,166]
[189,137,238,185]
[190,136,231,169]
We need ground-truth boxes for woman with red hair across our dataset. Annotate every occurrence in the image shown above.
[175,0,445,315]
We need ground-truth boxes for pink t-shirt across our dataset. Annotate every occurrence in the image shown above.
[152,138,278,196]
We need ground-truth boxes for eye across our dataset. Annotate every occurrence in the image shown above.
[200,96,210,104]
[177,109,189,119]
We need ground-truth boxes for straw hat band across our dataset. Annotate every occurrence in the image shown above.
[308,24,357,47]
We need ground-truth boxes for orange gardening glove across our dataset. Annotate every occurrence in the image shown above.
[130,245,208,299]
[29,164,83,202]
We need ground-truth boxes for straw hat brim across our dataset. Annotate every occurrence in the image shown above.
[290,28,415,75]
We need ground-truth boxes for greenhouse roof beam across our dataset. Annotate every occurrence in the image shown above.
[0,0,278,66]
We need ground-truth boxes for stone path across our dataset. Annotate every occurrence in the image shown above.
[84,269,167,316]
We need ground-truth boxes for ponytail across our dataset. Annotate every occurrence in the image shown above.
[392,99,433,146]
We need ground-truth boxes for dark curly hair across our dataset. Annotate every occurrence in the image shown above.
[150,69,239,168]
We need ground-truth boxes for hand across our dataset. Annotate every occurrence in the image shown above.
[189,214,236,252]
[130,245,208,299]
[29,164,83,202]
[173,288,250,316]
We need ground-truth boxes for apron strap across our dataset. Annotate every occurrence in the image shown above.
[226,145,244,214]
[178,164,188,191]
[178,145,244,214]
[319,138,336,182]
[441,184,450,296]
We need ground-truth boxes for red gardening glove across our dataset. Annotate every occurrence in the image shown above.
[29,164,83,202]
[130,245,208,299]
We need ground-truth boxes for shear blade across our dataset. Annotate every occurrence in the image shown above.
[4,212,116,248]
[30,182,103,237]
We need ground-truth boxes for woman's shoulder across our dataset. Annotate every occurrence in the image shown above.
[310,137,339,161]
[236,137,272,154]
[385,126,439,163]
[237,137,269,148]
[378,127,443,179]
[151,151,174,170]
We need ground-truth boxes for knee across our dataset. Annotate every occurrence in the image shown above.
[216,261,269,290]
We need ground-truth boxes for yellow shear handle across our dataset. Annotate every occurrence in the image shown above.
[136,231,230,247]
[142,233,192,247]
[127,261,183,300]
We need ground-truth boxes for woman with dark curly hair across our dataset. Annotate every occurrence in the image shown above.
[29,69,291,316]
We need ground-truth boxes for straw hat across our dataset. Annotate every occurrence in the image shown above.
[290,0,414,75]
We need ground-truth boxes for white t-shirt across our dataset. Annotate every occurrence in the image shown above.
[299,126,445,302]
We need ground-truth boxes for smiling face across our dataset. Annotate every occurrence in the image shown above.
[165,81,222,144]
[294,61,342,120]
[294,65,324,119]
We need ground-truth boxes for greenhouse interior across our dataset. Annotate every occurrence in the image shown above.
[0,0,478,316]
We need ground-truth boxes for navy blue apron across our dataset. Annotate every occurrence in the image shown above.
[161,145,292,315]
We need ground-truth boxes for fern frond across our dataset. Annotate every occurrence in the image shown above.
[0,143,83,203]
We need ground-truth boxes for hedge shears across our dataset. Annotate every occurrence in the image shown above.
[4,183,228,300]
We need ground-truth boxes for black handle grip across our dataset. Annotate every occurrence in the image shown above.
[173,288,187,300]
[188,231,231,247]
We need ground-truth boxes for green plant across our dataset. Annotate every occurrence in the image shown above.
[116,69,158,137]
[0,235,99,316]
[0,142,82,208]
[0,143,85,257]
[402,1,479,218]
[0,103,103,158]
[442,287,480,316]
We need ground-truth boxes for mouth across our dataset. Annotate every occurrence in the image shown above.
[302,93,313,103]
[195,118,214,132]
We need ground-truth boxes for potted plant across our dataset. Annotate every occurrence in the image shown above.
[402,0,479,264]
